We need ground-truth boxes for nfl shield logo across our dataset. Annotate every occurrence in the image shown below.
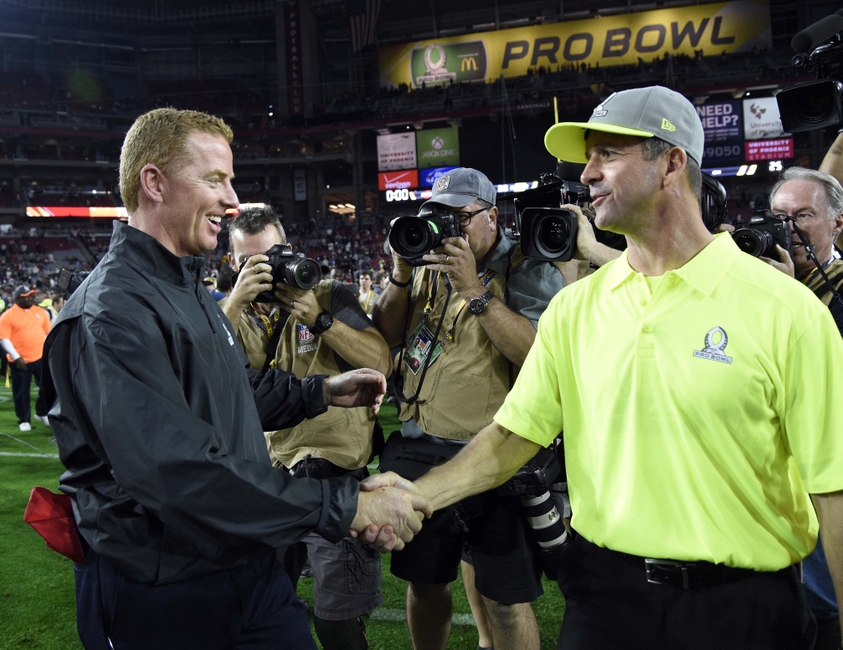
[435,175,451,192]
[297,324,314,343]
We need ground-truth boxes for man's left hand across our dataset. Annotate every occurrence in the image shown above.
[275,285,320,327]
[761,244,795,278]
[323,368,387,413]
[422,235,486,300]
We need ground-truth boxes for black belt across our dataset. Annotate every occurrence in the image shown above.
[614,551,760,590]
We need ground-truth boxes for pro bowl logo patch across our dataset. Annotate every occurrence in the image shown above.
[435,175,451,193]
[693,326,733,364]
[297,324,315,344]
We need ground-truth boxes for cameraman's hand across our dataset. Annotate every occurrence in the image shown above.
[228,254,273,312]
[569,203,621,267]
[275,285,320,327]
[422,236,484,300]
[761,244,795,278]
[13,357,27,371]
[570,203,597,261]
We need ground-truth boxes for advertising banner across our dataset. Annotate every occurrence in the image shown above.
[697,99,743,165]
[27,206,128,218]
[419,166,460,187]
[378,169,420,191]
[697,100,742,142]
[743,97,783,140]
[377,133,417,171]
[380,0,771,88]
[745,137,793,162]
[416,127,460,169]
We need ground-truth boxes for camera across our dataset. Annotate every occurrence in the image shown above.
[778,80,843,133]
[732,210,793,258]
[388,203,462,266]
[498,441,569,579]
[249,244,321,302]
[58,269,89,296]
[777,10,843,132]
[513,173,627,262]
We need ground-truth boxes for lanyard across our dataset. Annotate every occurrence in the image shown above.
[423,269,496,342]
[250,305,282,339]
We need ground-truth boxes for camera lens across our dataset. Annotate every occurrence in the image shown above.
[796,84,836,125]
[389,217,435,259]
[284,258,321,290]
[732,228,772,257]
[535,214,571,258]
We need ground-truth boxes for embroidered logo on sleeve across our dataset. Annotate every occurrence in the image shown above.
[693,327,733,364]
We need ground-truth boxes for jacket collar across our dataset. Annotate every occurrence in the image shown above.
[109,221,207,285]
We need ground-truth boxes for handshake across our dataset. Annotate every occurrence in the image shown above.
[349,472,433,552]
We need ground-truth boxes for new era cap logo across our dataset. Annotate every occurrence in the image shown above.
[435,176,451,192]
[661,118,676,132]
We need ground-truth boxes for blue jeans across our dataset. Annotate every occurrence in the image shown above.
[74,547,316,650]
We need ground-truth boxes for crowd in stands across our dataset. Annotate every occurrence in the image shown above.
[0,47,806,140]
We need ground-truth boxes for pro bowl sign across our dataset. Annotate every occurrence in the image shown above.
[416,127,460,169]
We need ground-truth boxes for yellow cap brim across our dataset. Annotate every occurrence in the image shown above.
[544,122,655,162]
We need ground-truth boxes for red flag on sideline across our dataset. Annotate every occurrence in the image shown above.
[24,486,85,563]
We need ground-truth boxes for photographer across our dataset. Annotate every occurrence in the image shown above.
[372,168,565,650]
[767,167,843,332]
[225,206,391,650]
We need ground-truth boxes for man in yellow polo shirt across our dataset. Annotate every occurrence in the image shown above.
[364,85,843,649]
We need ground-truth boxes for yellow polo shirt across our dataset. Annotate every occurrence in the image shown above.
[495,233,843,571]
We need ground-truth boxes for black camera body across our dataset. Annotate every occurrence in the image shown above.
[514,175,627,262]
[497,445,563,498]
[388,203,461,266]
[732,210,793,258]
[251,244,320,302]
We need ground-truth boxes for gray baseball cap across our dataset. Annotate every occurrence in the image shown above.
[423,167,496,209]
[544,86,704,165]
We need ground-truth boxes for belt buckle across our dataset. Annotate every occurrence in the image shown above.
[644,558,693,589]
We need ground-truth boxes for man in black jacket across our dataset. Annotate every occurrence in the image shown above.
[43,107,429,650]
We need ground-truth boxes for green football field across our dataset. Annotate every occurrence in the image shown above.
[0,385,565,649]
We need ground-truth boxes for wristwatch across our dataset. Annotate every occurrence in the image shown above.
[311,310,334,334]
[468,291,494,315]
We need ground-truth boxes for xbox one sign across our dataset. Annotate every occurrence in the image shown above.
[416,127,460,169]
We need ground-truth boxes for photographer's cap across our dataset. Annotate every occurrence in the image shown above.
[14,285,36,298]
[544,86,704,165]
[423,167,496,209]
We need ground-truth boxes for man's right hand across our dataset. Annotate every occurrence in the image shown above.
[228,254,274,311]
[350,483,431,552]
[13,358,26,371]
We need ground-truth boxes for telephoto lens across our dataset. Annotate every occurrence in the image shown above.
[520,490,569,578]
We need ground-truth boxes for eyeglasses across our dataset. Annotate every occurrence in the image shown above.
[772,212,818,223]
[454,206,489,227]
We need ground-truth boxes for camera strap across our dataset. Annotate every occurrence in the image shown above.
[793,221,843,309]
